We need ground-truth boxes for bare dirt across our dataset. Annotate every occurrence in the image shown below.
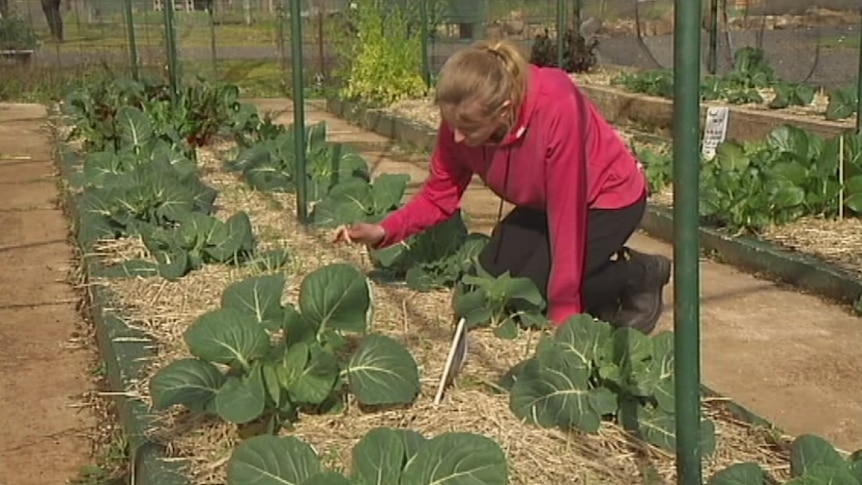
[279,103,862,453]
[0,104,98,485]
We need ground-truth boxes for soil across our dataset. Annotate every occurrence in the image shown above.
[0,105,98,485]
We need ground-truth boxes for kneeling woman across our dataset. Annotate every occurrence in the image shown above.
[334,40,671,334]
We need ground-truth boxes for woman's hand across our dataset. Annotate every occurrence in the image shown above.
[333,223,386,247]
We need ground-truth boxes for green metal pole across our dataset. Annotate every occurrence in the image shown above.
[278,0,288,84]
[290,0,308,223]
[707,0,719,75]
[556,0,564,68]
[163,0,181,105]
[419,0,430,87]
[673,0,704,482]
[208,1,218,80]
[123,0,139,80]
[572,0,582,36]
[856,8,862,133]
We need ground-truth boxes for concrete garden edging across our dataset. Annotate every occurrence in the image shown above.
[53,141,190,485]
[324,97,862,311]
[576,83,855,142]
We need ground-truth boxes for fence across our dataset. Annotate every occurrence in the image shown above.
[1,0,859,102]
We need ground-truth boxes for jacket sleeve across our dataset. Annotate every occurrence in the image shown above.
[375,121,473,248]
[544,94,589,325]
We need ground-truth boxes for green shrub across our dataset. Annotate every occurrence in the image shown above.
[334,0,428,107]
[0,15,38,51]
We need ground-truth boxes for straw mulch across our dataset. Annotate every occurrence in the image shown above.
[85,140,792,485]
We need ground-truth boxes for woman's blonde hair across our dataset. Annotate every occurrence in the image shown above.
[434,39,530,126]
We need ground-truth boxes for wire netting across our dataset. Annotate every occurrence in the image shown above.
[0,0,859,102]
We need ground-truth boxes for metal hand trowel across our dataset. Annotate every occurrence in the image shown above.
[433,316,468,405]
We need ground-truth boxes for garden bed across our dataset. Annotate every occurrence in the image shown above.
[54,76,862,485]
[91,140,792,485]
[566,65,857,142]
[327,96,862,309]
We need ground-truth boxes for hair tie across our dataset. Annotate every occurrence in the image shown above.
[486,44,506,61]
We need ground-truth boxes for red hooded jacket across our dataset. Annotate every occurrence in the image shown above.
[376,65,647,325]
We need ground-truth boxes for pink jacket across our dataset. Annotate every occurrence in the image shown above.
[376,65,647,324]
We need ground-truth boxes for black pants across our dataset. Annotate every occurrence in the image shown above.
[477,194,647,316]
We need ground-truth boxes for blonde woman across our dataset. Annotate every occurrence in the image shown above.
[335,40,671,334]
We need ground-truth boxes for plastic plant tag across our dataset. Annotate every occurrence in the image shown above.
[433,316,468,405]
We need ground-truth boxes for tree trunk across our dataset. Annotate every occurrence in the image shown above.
[41,0,64,42]
[0,0,9,18]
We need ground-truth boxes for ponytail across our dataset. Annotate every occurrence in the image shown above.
[473,40,530,113]
[435,39,531,125]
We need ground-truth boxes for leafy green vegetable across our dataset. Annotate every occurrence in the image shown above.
[453,261,550,339]
[225,427,510,485]
[505,314,716,454]
[310,173,411,227]
[825,85,859,121]
[612,47,816,110]
[769,82,815,110]
[706,462,765,485]
[224,121,369,200]
[62,76,253,152]
[632,144,672,194]
[134,211,257,280]
[633,124,862,234]
[706,434,862,485]
[371,211,490,292]
[149,264,421,431]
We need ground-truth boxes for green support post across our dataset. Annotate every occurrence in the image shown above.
[208,0,218,80]
[573,0,582,35]
[856,8,862,133]
[556,0,565,68]
[290,0,308,223]
[419,0,430,87]
[707,0,719,75]
[163,0,181,106]
[672,0,704,483]
[122,0,139,80]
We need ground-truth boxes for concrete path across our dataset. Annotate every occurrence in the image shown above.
[0,104,95,485]
[255,99,862,452]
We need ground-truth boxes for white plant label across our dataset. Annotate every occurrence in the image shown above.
[433,317,468,405]
[701,106,730,161]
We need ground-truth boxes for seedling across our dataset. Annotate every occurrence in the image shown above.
[452,260,550,340]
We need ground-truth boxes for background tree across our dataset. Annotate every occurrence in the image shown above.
[41,0,62,42]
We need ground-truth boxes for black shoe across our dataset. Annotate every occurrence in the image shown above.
[614,248,672,334]
[591,302,620,325]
